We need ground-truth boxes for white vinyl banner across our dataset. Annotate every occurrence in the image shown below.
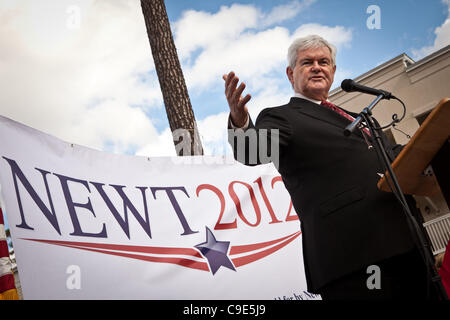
[0,115,320,300]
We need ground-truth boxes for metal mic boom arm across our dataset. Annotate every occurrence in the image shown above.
[344,94,384,137]
[343,94,449,300]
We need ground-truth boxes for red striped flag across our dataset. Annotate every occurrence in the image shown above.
[439,239,450,298]
[0,208,19,300]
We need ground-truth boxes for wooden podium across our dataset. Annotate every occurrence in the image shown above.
[378,98,450,207]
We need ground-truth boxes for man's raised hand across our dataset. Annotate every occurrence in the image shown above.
[223,71,251,128]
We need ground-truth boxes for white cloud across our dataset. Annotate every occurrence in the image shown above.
[173,0,317,60]
[140,2,353,157]
[0,0,163,155]
[196,112,231,156]
[135,127,176,157]
[173,3,260,60]
[183,26,292,90]
[68,99,159,154]
[291,23,353,49]
[174,3,352,95]
[0,0,353,159]
[262,0,317,27]
[412,0,450,59]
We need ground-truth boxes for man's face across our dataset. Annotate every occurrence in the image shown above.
[286,46,336,101]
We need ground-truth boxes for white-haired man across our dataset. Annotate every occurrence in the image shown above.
[224,35,434,300]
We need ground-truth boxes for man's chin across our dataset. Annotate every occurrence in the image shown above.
[305,86,329,99]
[308,80,327,87]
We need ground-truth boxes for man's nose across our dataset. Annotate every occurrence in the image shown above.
[310,61,321,72]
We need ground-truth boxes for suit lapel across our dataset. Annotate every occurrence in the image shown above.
[288,97,367,140]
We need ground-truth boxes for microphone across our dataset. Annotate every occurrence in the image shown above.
[341,79,394,100]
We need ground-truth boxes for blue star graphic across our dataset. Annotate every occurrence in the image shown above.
[195,227,236,275]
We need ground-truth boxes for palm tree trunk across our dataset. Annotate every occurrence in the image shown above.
[141,0,203,156]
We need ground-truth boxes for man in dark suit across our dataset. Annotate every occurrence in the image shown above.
[224,35,434,300]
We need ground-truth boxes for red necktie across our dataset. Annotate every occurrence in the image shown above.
[320,100,371,137]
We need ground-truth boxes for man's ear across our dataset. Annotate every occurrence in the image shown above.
[286,66,294,86]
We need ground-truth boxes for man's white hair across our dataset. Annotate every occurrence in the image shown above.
[287,35,337,68]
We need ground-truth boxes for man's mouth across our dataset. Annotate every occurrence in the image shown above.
[310,76,324,80]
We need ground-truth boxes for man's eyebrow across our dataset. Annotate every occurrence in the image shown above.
[299,56,330,62]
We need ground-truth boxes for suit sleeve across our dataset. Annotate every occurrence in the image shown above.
[227,108,292,167]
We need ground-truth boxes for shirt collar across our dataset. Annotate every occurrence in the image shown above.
[293,92,324,105]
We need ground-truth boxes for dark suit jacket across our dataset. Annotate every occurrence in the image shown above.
[228,97,422,293]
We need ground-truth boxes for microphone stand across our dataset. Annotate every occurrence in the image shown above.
[344,94,448,300]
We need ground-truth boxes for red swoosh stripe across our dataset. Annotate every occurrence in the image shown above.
[58,243,209,271]
[229,232,298,255]
[22,238,203,258]
[21,231,301,272]
[23,238,209,271]
[231,231,301,267]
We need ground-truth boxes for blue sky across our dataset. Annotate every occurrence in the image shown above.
[166,0,446,66]
[0,0,449,232]
[166,0,449,131]
[165,0,448,121]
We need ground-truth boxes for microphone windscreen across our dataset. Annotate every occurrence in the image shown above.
[341,79,354,92]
